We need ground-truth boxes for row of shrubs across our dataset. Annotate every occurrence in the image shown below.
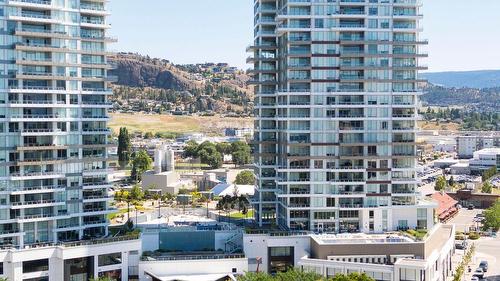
[455,231,480,240]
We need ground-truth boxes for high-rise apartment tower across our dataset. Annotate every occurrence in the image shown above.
[249,0,435,232]
[0,0,115,248]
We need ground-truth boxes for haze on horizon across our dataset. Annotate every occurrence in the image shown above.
[108,0,500,72]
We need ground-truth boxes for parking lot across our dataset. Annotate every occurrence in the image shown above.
[447,209,500,281]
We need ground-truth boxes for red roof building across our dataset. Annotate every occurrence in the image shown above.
[430,192,459,222]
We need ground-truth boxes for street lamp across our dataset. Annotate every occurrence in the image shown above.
[158,190,162,218]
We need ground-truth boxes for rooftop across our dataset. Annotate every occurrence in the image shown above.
[475,147,500,155]
[137,214,217,227]
[311,233,415,245]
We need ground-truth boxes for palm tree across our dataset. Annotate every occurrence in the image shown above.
[114,189,132,222]
[152,192,161,218]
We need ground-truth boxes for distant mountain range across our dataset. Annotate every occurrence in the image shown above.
[422,70,500,88]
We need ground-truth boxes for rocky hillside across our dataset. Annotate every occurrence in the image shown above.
[110,54,195,91]
[109,53,253,115]
[422,84,500,111]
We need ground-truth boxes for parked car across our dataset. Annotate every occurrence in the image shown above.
[467,204,475,210]
[471,276,480,281]
[455,241,467,250]
[473,268,484,278]
[479,260,488,272]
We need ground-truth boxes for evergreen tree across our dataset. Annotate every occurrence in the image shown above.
[117,127,131,168]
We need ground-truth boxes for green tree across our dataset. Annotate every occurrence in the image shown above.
[197,141,223,169]
[143,131,154,139]
[130,150,153,182]
[481,182,493,194]
[117,127,131,169]
[216,142,233,155]
[130,185,144,201]
[435,175,447,191]
[237,268,375,281]
[231,141,252,166]
[235,170,255,185]
[114,189,132,223]
[448,176,455,187]
[482,166,498,181]
[183,140,199,158]
[482,200,500,231]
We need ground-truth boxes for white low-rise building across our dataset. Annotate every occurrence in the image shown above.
[469,148,500,173]
[244,224,455,281]
[0,236,141,281]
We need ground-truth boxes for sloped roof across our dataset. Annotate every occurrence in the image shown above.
[430,192,458,214]
[210,183,255,197]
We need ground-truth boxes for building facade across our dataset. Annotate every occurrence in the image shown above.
[0,1,147,281]
[0,0,115,248]
[457,135,500,159]
[243,224,455,281]
[0,236,141,281]
[250,0,433,232]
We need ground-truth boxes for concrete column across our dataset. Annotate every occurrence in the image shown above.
[19,224,24,248]
[94,255,99,278]
[5,261,23,281]
[121,251,129,281]
[49,256,64,281]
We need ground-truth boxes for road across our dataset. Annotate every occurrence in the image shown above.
[447,209,483,232]
[446,209,500,281]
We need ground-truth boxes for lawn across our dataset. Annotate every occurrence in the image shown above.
[108,208,128,220]
[109,113,253,136]
[229,209,254,219]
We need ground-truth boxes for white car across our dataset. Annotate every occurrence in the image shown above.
[471,276,480,281]
[473,268,485,279]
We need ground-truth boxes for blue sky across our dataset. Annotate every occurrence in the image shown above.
[108,0,500,72]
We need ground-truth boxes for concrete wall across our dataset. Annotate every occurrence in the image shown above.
[447,191,500,208]
[391,207,418,230]
[139,258,248,280]
[310,239,425,260]
[243,234,311,273]
[142,171,180,194]
[142,230,239,253]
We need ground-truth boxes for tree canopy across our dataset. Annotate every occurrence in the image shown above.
[130,150,153,182]
[238,269,375,281]
[481,182,493,194]
[434,175,447,191]
[231,141,252,166]
[482,200,500,231]
[235,170,256,185]
[182,140,252,168]
[482,166,497,182]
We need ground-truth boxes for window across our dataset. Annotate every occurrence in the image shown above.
[270,247,291,257]
[98,253,122,267]
[398,220,408,230]
[23,259,49,273]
